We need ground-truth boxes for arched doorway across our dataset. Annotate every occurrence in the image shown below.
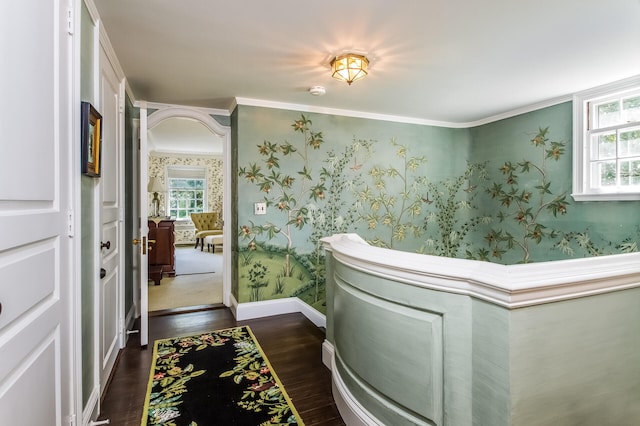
[137,105,232,334]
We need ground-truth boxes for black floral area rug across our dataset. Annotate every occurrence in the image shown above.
[142,326,304,425]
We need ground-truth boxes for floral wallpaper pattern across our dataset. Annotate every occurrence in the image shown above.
[236,107,639,313]
[149,154,223,244]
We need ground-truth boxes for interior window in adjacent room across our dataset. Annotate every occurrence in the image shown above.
[167,166,207,219]
[573,75,640,201]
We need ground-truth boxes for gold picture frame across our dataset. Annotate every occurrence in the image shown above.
[81,101,102,177]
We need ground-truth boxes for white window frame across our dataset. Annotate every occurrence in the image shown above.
[166,166,208,221]
[572,75,640,201]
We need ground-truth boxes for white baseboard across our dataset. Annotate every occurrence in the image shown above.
[82,385,100,426]
[322,340,334,370]
[330,350,381,426]
[230,293,239,319]
[123,303,137,345]
[232,296,326,328]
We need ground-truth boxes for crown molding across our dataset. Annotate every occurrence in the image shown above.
[235,94,573,129]
[464,94,573,127]
[228,98,239,114]
[83,0,100,24]
[235,97,459,128]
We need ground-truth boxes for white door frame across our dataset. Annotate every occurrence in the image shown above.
[146,106,231,309]
[97,40,126,397]
[135,103,232,347]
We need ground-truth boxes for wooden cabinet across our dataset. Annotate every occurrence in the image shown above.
[148,219,175,284]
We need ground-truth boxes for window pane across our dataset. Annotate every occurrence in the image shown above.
[591,161,617,187]
[591,132,616,159]
[619,128,640,157]
[597,100,620,128]
[167,177,205,219]
[622,96,640,124]
[170,179,187,189]
[620,159,640,186]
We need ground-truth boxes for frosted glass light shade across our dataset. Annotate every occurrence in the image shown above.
[330,54,369,85]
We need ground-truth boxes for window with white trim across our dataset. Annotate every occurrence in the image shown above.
[166,166,207,219]
[573,76,640,201]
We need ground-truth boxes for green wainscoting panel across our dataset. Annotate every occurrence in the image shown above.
[331,261,475,426]
[509,288,640,426]
[471,299,511,425]
[334,277,444,424]
[326,244,640,425]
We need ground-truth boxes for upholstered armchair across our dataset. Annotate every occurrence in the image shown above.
[191,212,222,250]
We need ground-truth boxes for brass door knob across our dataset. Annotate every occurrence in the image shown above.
[133,237,149,254]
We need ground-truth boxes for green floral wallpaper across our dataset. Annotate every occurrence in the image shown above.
[148,154,223,243]
[470,103,639,264]
[235,103,639,313]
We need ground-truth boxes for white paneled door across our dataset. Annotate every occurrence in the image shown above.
[137,107,150,347]
[0,0,75,424]
[98,44,125,394]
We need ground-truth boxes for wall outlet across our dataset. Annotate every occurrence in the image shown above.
[254,202,266,215]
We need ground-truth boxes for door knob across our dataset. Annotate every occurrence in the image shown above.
[133,238,155,245]
[133,236,150,254]
[100,268,106,279]
[100,241,111,250]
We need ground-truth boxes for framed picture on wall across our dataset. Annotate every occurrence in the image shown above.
[81,101,102,177]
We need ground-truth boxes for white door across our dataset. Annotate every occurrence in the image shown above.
[137,105,150,347]
[98,45,124,392]
[0,0,75,424]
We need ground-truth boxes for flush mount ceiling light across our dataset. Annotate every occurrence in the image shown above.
[330,53,369,85]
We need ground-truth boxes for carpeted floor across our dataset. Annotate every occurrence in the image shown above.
[174,244,221,275]
[148,245,223,311]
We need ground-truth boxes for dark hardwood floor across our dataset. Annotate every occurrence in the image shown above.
[98,308,345,426]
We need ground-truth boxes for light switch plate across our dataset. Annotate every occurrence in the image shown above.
[254,202,266,215]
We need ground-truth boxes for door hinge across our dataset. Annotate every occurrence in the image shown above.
[66,6,74,35]
[67,209,74,237]
[68,414,76,426]
[119,317,125,341]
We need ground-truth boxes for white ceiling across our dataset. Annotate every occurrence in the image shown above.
[93,0,640,125]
